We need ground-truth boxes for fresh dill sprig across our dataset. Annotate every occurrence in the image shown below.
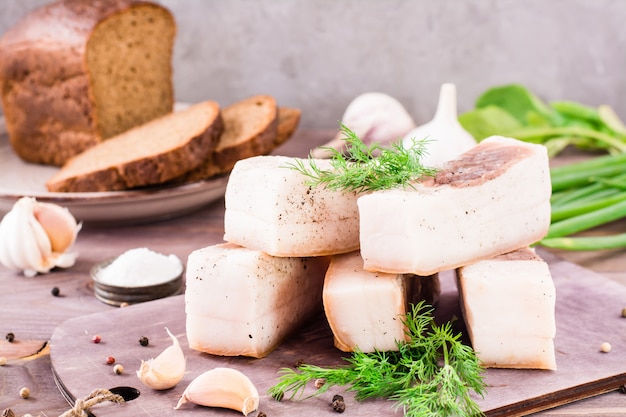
[288,124,438,192]
[268,301,486,417]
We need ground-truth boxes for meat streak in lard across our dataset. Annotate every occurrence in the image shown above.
[358,136,551,276]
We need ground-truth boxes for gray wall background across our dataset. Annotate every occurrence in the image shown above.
[1,0,625,129]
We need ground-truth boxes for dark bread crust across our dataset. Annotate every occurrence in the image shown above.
[0,0,175,166]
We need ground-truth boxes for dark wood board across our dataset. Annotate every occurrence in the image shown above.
[49,250,626,416]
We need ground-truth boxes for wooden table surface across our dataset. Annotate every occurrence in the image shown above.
[1,130,626,416]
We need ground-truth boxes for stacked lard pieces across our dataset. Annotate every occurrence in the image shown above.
[185,135,557,370]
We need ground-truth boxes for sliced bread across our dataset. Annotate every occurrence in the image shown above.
[183,95,279,181]
[275,107,301,147]
[46,101,223,192]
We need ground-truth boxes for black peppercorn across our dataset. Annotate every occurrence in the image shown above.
[5,333,15,343]
[51,287,60,297]
[257,412,267,417]
[139,336,149,346]
[331,394,346,413]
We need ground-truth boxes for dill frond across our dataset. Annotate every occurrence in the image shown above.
[268,301,486,417]
[287,124,437,192]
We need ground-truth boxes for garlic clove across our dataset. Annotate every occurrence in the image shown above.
[402,83,477,167]
[175,367,259,415]
[33,202,80,253]
[311,92,416,158]
[137,327,185,390]
[0,197,81,276]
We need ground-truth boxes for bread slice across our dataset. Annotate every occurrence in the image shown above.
[0,0,176,166]
[183,95,279,181]
[46,101,223,192]
[275,107,301,147]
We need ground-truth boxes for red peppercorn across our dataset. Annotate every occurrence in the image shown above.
[92,335,102,344]
[106,356,115,365]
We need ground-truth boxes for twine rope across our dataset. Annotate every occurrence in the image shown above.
[59,389,124,417]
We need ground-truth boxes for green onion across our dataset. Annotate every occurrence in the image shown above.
[590,176,626,190]
[545,199,626,239]
[549,152,626,179]
[550,176,626,207]
[551,193,626,222]
[540,234,626,251]
[510,126,626,154]
[539,151,626,251]
[550,162,626,192]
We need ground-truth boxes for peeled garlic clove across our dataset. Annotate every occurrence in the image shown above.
[0,197,81,276]
[402,83,477,167]
[175,367,259,415]
[137,327,185,390]
[311,92,416,158]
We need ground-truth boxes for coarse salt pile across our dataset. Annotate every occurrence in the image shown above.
[97,247,183,287]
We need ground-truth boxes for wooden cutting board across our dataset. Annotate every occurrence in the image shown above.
[49,250,626,417]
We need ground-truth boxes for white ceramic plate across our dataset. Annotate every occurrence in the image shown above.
[0,119,228,225]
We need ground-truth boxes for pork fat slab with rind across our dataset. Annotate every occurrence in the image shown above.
[358,136,551,276]
[323,251,440,353]
[456,247,557,370]
[185,243,330,358]
[224,155,361,257]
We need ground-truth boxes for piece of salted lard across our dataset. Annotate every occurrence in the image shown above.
[323,251,440,353]
[358,136,551,276]
[457,247,556,370]
[185,243,330,358]
[224,155,360,257]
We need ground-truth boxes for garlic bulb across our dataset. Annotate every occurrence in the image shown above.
[175,367,259,415]
[311,92,416,158]
[402,83,477,167]
[137,327,185,390]
[0,197,81,277]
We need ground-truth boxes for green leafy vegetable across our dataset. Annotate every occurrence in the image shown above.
[474,83,559,125]
[459,84,626,157]
[288,124,438,193]
[268,302,486,417]
[457,105,522,141]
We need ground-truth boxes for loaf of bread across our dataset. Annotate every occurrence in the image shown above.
[0,0,176,166]
[46,101,223,192]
